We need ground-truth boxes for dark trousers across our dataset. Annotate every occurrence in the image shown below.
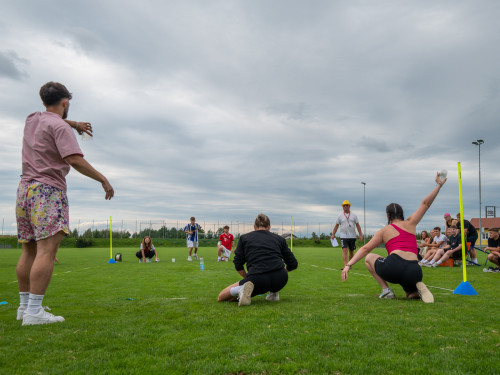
[136,251,155,259]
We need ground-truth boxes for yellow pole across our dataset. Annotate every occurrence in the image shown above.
[458,163,467,282]
[290,216,293,252]
[110,216,113,260]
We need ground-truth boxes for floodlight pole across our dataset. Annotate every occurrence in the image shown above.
[472,140,484,245]
[361,182,366,245]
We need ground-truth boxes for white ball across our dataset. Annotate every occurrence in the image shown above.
[439,169,448,181]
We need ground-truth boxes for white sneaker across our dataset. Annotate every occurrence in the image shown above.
[416,282,434,303]
[22,308,65,326]
[431,262,439,267]
[193,254,199,260]
[266,292,280,301]
[187,256,192,261]
[421,262,433,267]
[17,307,26,320]
[225,258,229,262]
[146,259,151,263]
[238,282,254,307]
[379,289,396,299]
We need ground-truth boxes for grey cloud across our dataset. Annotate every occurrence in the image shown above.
[0,51,28,80]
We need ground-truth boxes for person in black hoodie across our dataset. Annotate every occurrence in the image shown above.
[217,213,298,307]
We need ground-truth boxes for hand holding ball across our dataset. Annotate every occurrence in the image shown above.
[438,169,447,182]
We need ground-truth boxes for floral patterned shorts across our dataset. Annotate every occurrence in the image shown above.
[16,180,70,242]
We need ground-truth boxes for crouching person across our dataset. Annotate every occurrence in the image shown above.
[217,214,298,306]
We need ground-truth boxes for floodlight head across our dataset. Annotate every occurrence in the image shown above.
[361,182,366,185]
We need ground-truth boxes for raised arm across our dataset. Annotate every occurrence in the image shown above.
[64,119,93,136]
[407,173,446,226]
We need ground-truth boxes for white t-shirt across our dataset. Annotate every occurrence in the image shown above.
[336,212,359,238]
[433,234,447,248]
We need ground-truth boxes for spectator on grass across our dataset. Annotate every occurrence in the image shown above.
[419,227,447,265]
[136,236,159,263]
[444,213,457,229]
[456,213,479,264]
[485,228,500,272]
[16,82,114,326]
[421,225,462,267]
[418,230,431,258]
[217,214,298,306]
[341,172,447,303]
[184,217,201,261]
[217,225,235,262]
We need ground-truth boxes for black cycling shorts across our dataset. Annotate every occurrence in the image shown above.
[374,253,422,293]
[239,268,288,296]
[341,238,357,251]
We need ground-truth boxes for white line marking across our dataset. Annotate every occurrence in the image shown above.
[311,264,454,291]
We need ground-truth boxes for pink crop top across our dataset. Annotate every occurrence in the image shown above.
[385,224,418,255]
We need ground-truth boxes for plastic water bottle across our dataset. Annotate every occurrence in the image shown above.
[200,258,205,270]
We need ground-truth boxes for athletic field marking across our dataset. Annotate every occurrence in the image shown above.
[311,264,455,292]
[64,271,71,273]
[8,280,18,284]
[164,298,187,300]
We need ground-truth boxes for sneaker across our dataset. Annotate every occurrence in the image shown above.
[17,307,26,321]
[416,282,434,303]
[22,308,65,326]
[265,292,280,301]
[187,256,192,261]
[217,258,222,262]
[488,267,500,273]
[379,289,396,299]
[146,259,151,263]
[193,254,199,260]
[225,258,229,262]
[238,282,254,307]
[139,259,142,263]
[421,262,433,267]
[431,262,439,267]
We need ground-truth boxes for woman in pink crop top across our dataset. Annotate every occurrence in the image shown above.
[341,173,447,303]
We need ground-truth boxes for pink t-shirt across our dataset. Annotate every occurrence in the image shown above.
[21,111,83,191]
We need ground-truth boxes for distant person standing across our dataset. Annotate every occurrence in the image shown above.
[331,200,364,267]
[456,213,478,264]
[184,217,201,261]
[217,225,235,262]
[16,82,114,326]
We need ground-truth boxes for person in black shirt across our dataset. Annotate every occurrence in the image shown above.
[485,228,500,271]
[456,213,478,264]
[424,225,463,267]
[217,214,298,307]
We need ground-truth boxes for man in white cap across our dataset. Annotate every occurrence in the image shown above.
[331,200,364,267]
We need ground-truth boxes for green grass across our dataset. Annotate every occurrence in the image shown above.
[0,247,498,375]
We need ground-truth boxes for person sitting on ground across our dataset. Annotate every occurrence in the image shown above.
[341,172,446,303]
[136,236,159,263]
[422,225,462,267]
[456,213,479,264]
[419,227,447,265]
[418,230,432,258]
[217,225,235,262]
[217,214,298,306]
[485,228,500,272]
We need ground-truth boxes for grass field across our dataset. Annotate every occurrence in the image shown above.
[0,246,498,375]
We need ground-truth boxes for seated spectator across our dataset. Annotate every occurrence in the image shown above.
[456,213,478,264]
[421,225,462,267]
[136,236,159,263]
[418,230,431,258]
[485,228,500,272]
[419,227,447,265]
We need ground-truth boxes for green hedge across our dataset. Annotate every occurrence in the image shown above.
[0,235,366,249]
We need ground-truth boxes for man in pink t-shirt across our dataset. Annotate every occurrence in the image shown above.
[16,82,114,326]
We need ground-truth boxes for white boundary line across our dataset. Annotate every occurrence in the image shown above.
[311,264,454,292]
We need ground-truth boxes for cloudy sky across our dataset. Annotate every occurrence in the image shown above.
[1,1,499,236]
